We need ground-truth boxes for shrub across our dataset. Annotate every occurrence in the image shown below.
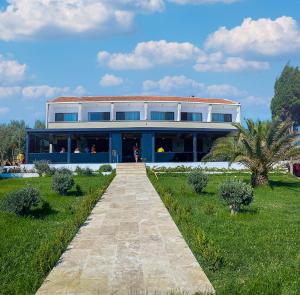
[187,171,208,194]
[75,166,93,176]
[98,164,112,173]
[51,170,74,195]
[2,187,41,215]
[219,179,254,214]
[34,161,56,176]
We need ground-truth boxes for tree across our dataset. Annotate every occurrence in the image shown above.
[0,124,11,163]
[8,120,26,159]
[271,64,300,125]
[34,120,45,129]
[204,119,300,186]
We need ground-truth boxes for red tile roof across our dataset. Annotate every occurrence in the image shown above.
[49,96,239,105]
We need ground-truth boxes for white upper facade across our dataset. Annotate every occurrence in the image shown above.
[46,96,241,129]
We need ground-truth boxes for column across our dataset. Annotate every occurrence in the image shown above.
[177,103,181,121]
[144,102,148,120]
[67,134,71,164]
[25,133,29,164]
[152,133,155,162]
[193,133,197,162]
[236,105,241,123]
[110,103,115,121]
[109,133,112,163]
[78,103,83,122]
[207,104,212,122]
[45,103,49,128]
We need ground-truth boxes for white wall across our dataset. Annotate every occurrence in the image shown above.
[48,102,240,123]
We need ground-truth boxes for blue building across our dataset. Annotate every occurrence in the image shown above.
[26,96,241,164]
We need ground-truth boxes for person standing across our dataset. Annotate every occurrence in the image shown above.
[133,143,139,163]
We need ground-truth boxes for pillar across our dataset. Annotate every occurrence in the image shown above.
[144,102,148,120]
[207,104,212,122]
[109,133,112,163]
[152,133,155,162]
[110,103,115,121]
[236,105,241,123]
[78,103,83,122]
[67,134,71,163]
[193,133,197,162]
[177,103,181,121]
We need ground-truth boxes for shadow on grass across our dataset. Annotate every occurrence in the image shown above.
[30,201,57,219]
[240,207,260,215]
[269,180,300,192]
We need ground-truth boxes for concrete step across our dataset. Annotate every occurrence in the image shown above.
[116,163,146,175]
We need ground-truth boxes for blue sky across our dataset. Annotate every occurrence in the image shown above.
[0,0,300,126]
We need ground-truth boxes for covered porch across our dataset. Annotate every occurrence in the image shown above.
[26,129,230,164]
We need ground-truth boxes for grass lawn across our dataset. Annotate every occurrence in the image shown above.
[0,174,113,295]
[149,172,300,295]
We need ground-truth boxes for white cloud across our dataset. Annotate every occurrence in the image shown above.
[0,107,10,115]
[194,52,269,72]
[169,0,238,4]
[142,75,245,98]
[0,86,21,98]
[0,55,27,84]
[22,85,71,99]
[100,74,124,87]
[98,40,202,70]
[0,0,237,41]
[205,16,300,56]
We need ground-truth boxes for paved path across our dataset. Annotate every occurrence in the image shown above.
[37,164,214,294]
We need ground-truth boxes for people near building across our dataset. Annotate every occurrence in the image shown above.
[91,144,97,154]
[2,159,12,166]
[74,147,80,153]
[133,143,139,163]
[157,146,165,153]
[60,147,66,153]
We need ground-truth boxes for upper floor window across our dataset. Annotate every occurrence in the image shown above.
[116,111,140,120]
[55,113,78,122]
[150,111,174,121]
[181,112,202,122]
[212,113,232,122]
[88,112,110,121]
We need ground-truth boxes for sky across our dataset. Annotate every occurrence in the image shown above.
[0,0,300,126]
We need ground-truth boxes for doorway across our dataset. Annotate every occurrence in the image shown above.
[122,133,141,162]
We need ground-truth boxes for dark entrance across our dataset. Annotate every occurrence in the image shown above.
[122,133,141,162]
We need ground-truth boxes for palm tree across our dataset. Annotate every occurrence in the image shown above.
[204,119,300,186]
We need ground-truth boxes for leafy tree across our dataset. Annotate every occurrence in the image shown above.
[205,119,300,186]
[0,124,11,163]
[34,120,45,129]
[8,120,26,159]
[271,64,300,125]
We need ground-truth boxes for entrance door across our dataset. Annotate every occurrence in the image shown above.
[122,133,141,162]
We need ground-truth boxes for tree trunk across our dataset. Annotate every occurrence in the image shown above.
[251,172,269,186]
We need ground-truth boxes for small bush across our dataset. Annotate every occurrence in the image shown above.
[56,168,73,175]
[187,171,208,194]
[51,170,74,195]
[75,166,93,176]
[98,164,112,173]
[2,187,41,215]
[219,179,254,214]
[34,160,53,176]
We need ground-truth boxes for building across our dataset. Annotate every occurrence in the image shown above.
[26,96,241,164]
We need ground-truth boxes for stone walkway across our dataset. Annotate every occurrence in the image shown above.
[36,163,214,295]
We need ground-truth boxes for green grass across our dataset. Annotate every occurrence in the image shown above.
[149,172,300,295]
[0,174,113,295]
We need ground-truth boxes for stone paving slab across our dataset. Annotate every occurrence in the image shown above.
[36,165,215,295]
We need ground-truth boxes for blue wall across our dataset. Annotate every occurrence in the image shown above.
[111,132,122,163]
[141,132,153,162]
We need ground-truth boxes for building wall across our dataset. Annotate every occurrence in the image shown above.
[47,101,241,125]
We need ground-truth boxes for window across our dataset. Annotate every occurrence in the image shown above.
[55,113,78,122]
[150,112,175,121]
[88,112,110,121]
[212,113,232,122]
[181,112,202,122]
[116,112,140,120]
